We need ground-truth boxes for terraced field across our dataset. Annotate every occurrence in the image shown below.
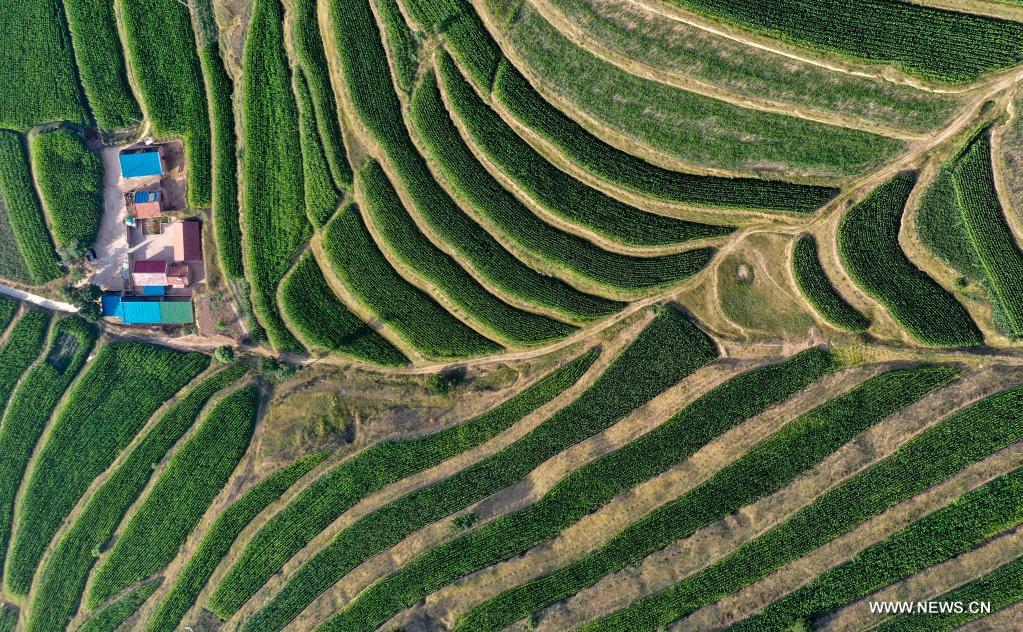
[0,0,1022,630]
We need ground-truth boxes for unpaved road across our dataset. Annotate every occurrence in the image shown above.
[0,284,76,312]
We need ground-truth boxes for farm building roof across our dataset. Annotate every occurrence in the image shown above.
[119,298,193,325]
[132,260,169,287]
[101,294,122,317]
[171,220,202,262]
[131,190,162,219]
[142,285,166,296]
[119,150,163,178]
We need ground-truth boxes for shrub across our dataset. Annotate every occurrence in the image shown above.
[214,346,235,363]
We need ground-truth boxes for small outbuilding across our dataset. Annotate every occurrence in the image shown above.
[132,260,169,287]
[130,190,163,218]
[119,149,164,179]
[170,220,202,262]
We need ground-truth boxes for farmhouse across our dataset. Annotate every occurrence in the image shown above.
[127,190,162,219]
[118,148,164,179]
[169,220,203,262]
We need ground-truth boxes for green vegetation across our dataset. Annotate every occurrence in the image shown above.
[238,309,718,631]
[146,453,326,632]
[89,386,260,605]
[359,161,576,345]
[240,0,309,352]
[0,132,62,284]
[209,349,599,618]
[0,297,15,333]
[24,365,246,632]
[792,234,870,332]
[377,0,419,94]
[445,12,502,92]
[279,252,408,365]
[662,0,1023,84]
[440,52,734,246]
[30,129,103,255]
[4,343,208,596]
[493,62,839,214]
[192,0,244,278]
[479,0,905,178]
[62,0,141,129]
[79,580,159,632]
[117,0,211,207]
[0,200,31,283]
[0,310,50,413]
[0,0,88,129]
[327,366,956,632]
[731,465,1023,630]
[839,173,981,346]
[291,0,352,189]
[589,376,1023,630]
[0,606,14,632]
[0,317,94,602]
[320,205,501,359]
[410,69,713,293]
[294,69,340,228]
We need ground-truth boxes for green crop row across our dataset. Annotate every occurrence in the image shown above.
[192,0,243,279]
[589,375,1023,630]
[209,348,598,617]
[410,67,714,294]
[839,172,981,347]
[0,204,30,283]
[792,234,869,332]
[377,0,419,94]
[0,0,88,129]
[89,385,259,606]
[0,606,14,632]
[279,252,408,365]
[477,0,905,178]
[439,51,733,247]
[62,0,141,130]
[731,465,1023,630]
[663,0,1023,84]
[24,364,246,632]
[445,12,502,92]
[0,297,15,332]
[360,161,576,345]
[79,580,160,632]
[319,205,501,359]
[30,129,103,254]
[329,366,957,632]
[492,60,839,214]
[146,452,326,632]
[240,0,310,353]
[329,0,619,324]
[950,130,1023,338]
[292,0,352,188]
[4,343,208,596]
[239,309,718,631]
[0,317,95,606]
[0,310,50,413]
[294,68,341,228]
[117,0,211,207]
[0,132,62,284]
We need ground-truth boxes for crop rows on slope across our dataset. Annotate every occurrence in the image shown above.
[662,0,1023,84]
[89,385,260,606]
[0,0,87,129]
[291,0,352,189]
[0,607,14,632]
[439,51,733,248]
[0,132,62,284]
[477,0,905,178]
[731,465,1023,631]
[949,131,1023,338]
[192,0,243,279]
[79,580,159,632]
[320,205,501,359]
[62,0,141,130]
[238,309,719,631]
[240,0,309,352]
[410,68,713,294]
[0,199,31,283]
[4,343,209,596]
[146,452,327,632]
[117,0,211,207]
[376,0,418,94]
[24,364,247,632]
[590,375,1023,631]
[326,366,957,632]
[0,316,95,605]
[30,129,103,254]
[0,310,50,413]
[0,297,16,333]
[328,0,620,324]
[280,253,408,365]
[839,172,981,347]
[491,56,839,213]
[209,349,599,618]
[294,68,341,228]
[359,161,576,346]
[791,234,870,332]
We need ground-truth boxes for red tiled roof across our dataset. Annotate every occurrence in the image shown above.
[174,220,202,262]
[133,260,168,273]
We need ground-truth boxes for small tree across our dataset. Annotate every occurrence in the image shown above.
[214,345,235,363]
[425,366,467,396]
[64,283,102,322]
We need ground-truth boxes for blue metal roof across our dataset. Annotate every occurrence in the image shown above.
[119,151,163,178]
[119,298,193,325]
[101,294,122,317]
[141,285,166,296]
[133,190,160,203]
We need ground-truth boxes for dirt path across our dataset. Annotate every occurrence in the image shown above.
[0,285,75,313]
